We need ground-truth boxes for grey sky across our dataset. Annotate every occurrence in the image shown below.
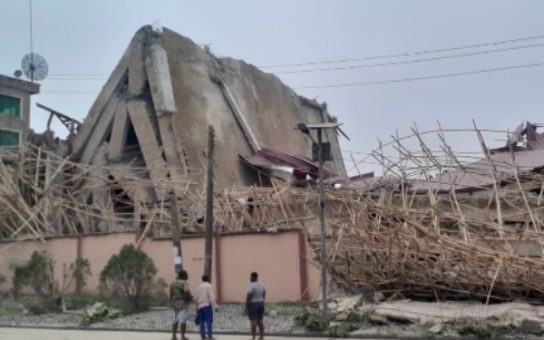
[1,0,543,175]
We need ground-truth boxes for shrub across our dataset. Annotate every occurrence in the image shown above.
[327,324,351,338]
[99,244,157,311]
[12,251,56,299]
[294,312,329,332]
[25,296,61,315]
[11,251,93,313]
[458,325,492,338]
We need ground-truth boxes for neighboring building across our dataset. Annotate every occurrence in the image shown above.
[0,74,40,151]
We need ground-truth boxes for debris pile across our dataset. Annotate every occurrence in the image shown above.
[370,300,544,335]
[320,124,544,302]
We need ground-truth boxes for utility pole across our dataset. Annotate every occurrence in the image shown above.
[316,128,327,321]
[296,122,349,322]
[203,126,215,279]
[171,193,183,273]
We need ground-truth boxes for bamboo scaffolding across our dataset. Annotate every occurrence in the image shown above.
[3,125,544,302]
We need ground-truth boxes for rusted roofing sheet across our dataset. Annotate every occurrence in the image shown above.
[241,148,338,180]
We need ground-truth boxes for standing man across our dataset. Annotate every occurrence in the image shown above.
[246,272,266,340]
[170,270,192,340]
[196,274,217,340]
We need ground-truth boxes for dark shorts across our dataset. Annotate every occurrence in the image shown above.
[248,301,265,321]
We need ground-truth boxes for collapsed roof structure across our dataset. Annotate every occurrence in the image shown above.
[3,26,544,303]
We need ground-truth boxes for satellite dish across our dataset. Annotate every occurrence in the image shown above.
[13,70,23,78]
[21,53,48,82]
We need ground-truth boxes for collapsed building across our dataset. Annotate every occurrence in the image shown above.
[68,25,346,233]
[2,26,544,303]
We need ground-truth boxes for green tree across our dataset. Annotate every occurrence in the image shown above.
[99,244,157,310]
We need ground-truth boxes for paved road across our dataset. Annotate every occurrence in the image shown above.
[0,327,364,340]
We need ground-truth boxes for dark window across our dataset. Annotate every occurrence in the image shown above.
[0,130,20,147]
[0,95,21,118]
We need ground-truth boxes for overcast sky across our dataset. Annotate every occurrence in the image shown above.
[1,0,543,174]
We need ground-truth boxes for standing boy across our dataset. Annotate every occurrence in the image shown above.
[196,274,217,340]
[246,272,266,340]
[170,270,192,340]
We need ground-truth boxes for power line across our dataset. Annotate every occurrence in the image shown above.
[276,42,544,75]
[44,41,544,81]
[260,33,544,69]
[295,61,544,90]
[41,61,544,94]
[42,34,544,80]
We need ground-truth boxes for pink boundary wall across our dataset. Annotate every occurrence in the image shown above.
[0,230,320,303]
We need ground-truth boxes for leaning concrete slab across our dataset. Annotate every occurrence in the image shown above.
[128,37,147,96]
[79,95,121,165]
[127,100,168,199]
[107,104,130,161]
[72,54,129,159]
[146,43,177,115]
[145,43,187,195]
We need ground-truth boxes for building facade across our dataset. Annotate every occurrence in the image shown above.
[0,74,40,150]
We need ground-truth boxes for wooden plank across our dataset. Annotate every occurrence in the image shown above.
[79,95,122,165]
[127,100,168,199]
[107,104,130,161]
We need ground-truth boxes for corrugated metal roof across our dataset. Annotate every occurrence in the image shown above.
[240,148,338,180]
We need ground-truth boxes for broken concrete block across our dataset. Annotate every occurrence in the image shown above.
[335,295,362,313]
